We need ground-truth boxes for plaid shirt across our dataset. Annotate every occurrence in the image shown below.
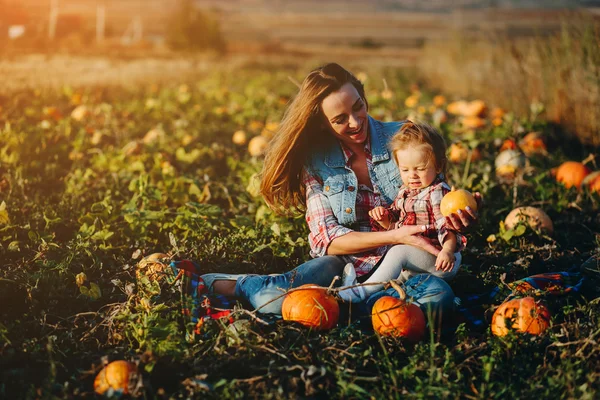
[385,178,466,251]
[304,140,391,277]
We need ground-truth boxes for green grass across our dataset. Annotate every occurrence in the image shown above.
[0,63,599,398]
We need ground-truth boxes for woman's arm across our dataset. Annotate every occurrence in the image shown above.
[327,225,441,256]
[303,169,441,258]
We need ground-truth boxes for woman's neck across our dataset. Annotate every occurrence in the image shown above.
[341,127,370,156]
[345,142,367,156]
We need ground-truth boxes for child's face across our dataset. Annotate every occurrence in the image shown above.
[394,145,439,189]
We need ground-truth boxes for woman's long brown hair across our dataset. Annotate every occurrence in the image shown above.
[259,63,367,214]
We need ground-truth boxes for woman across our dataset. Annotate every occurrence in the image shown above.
[202,63,479,316]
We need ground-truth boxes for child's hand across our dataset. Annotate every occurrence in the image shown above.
[369,206,388,221]
[435,249,456,272]
[369,206,391,229]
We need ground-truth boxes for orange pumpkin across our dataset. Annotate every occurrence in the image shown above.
[136,253,170,282]
[371,281,426,342]
[589,174,600,193]
[555,161,590,189]
[499,139,518,152]
[491,297,551,337]
[282,284,339,330]
[248,136,269,157]
[446,100,468,116]
[94,360,139,396]
[440,189,478,217]
[463,100,487,117]
[448,142,482,163]
[461,116,486,129]
[504,207,553,234]
[519,132,547,155]
[433,95,446,107]
[232,130,247,145]
[490,107,506,119]
[581,170,600,188]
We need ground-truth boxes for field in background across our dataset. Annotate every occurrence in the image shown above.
[419,14,600,146]
[3,5,599,146]
[2,2,600,398]
[1,59,599,399]
[6,1,592,57]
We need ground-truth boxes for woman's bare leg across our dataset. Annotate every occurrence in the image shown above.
[211,280,237,296]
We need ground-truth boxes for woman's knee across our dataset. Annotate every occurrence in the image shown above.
[320,256,345,274]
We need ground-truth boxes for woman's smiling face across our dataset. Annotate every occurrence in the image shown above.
[321,82,368,147]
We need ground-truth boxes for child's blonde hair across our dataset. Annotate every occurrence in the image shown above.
[389,121,447,176]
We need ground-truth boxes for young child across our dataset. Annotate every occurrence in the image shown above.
[338,121,466,303]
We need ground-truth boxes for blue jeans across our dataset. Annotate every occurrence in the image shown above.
[359,273,456,322]
[235,256,346,314]
[234,256,456,317]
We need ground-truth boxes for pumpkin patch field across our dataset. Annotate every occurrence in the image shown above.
[1,62,599,398]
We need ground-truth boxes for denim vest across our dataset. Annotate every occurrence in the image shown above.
[306,116,405,227]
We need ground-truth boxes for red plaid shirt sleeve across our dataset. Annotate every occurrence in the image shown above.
[303,169,353,257]
[431,182,467,252]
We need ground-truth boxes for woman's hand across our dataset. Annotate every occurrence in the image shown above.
[391,225,441,256]
[444,192,483,232]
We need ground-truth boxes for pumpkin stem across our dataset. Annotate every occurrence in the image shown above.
[389,280,406,301]
[327,275,340,294]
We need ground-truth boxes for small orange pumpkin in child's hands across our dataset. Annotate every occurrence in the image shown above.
[440,188,478,217]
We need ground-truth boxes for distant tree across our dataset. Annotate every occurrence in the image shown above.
[166,0,225,53]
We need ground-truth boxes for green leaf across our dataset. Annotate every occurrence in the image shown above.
[43,213,62,229]
[88,283,102,300]
[0,201,9,225]
[255,204,269,223]
[91,229,114,241]
[79,222,96,237]
[501,230,515,242]
[513,224,527,237]
[270,223,281,236]
[251,243,271,254]
[189,183,202,199]
[175,147,202,164]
